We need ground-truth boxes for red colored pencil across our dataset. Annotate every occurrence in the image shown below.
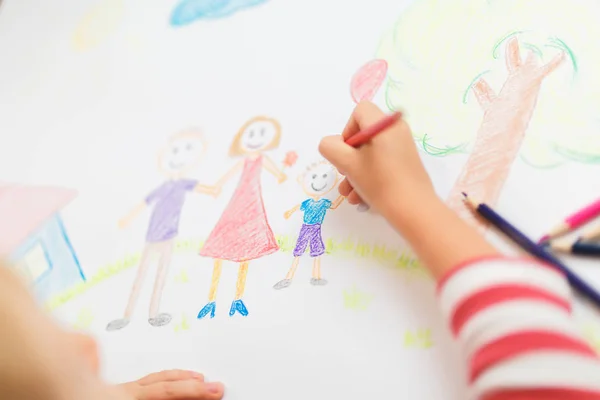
[539,197,600,243]
[345,111,402,147]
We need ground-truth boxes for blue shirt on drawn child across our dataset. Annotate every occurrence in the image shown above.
[301,198,332,225]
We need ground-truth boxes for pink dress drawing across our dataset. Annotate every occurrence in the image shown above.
[200,155,279,262]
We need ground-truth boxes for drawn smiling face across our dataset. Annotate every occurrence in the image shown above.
[240,120,277,152]
[159,131,206,175]
[302,163,338,197]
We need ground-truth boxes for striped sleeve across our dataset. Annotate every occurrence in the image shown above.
[437,256,600,400]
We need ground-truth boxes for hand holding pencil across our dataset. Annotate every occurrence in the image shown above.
[319,101,435,220]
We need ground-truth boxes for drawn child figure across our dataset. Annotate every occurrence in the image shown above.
[107,129,216,331]
[197,116,287,319]
[273,161,344,289]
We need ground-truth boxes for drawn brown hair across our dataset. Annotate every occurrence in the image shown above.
[229,116,281,157]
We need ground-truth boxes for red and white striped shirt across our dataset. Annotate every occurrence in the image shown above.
[437,256,600,400]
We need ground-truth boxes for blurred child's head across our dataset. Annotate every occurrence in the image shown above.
[158,128,207,177]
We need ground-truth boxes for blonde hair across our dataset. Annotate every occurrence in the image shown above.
[229,116,281,157]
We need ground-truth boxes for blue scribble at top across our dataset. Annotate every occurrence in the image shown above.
[170,0,268,26]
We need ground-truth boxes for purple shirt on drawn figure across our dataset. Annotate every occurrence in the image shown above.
[145,179,198,243]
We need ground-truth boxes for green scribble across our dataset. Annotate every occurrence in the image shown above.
[545,37,577,73]
[174,314,191,333]
[45,236,426,311]
[491,30,525,59]
[73,308,95,329]
[404,328,434,349]
[420,134,467,157]
[174,268,189,284]
[521,43,543,59]
[343,285,374,311]
[45,252,142,311]
[462,70,491,104]
[554,146,600,164]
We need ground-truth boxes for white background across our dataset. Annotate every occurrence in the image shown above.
[0,0,599,399]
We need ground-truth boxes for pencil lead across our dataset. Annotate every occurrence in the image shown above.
[461,192,467,198]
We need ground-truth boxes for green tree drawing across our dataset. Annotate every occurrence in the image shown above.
[376,0,600,226]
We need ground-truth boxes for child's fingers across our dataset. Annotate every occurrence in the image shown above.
[318,135,357,173]
[136,370,204,386]
[347,190,362,205]
[338,178,353,196]
[136,380,224,400]
[341,101,385,140]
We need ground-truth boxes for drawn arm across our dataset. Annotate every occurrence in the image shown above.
[118,201,146,230]
[284,204,300,220]
[262,155,287,183]
[194,183,219,197]
[472,79,496,111]
[215,161,244,190]
[330,195,345,210]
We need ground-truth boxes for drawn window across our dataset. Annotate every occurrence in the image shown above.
[16,242,52,284]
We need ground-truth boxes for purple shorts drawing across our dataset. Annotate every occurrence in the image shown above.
[293,224,325,257]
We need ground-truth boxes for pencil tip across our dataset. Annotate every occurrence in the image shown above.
[461,192,467,198]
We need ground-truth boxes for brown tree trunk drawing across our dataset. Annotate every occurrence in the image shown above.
[446,37,566,228]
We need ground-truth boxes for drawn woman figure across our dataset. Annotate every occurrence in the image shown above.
[197,116,287,319]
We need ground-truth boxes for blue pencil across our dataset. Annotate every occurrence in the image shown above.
[551,238,600,257]
[462,192,600,308]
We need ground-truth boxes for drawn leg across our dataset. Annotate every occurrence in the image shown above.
[197,259,222,319]
[106,243,154,331]
[273,257,300,290]
[148,240,174,327]
[308,224,327,286]
[230,262,249,317]
[274,225,309,290]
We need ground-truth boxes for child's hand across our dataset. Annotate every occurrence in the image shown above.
[118,370,224,400]
[319,101,436,223]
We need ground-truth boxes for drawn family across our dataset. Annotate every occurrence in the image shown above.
[106,117,345,331]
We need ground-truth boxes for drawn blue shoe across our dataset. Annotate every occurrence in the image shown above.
[229,299,249,317]
[197,302,216,319]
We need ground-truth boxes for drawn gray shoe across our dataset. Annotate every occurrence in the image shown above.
[273,279,292,290]
[310,278,328,286]
[148,313,172,327]
[106,318,130,331]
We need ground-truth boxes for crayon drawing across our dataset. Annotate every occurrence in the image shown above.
[350,59,388,104]
[170,0,268,27]
[197,116,292,319]
[375,0,600,227]
[72,0,125,52]
[106,129,218,331]
[343,285,373,311]
[0,183,85,302]
[273,161,344,289]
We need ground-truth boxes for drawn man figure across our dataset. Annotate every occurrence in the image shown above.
[273,161,344,289]
[107,129,217,331]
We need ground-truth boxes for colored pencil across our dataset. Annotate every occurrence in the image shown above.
[345,111,402,148]
[550,238,600,257]
[462,193,600,307]
[580,225,600,242]
[539,197,600,243]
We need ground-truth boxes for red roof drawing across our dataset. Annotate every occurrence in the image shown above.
[0,183,77,256]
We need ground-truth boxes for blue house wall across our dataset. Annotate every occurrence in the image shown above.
[11,214,85,302]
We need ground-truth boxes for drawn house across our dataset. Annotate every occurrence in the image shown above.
[0,183,85,301]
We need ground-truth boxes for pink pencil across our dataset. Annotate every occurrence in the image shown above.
[539,197,600,243]
[345,111,402,147]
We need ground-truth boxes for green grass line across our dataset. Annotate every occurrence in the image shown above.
[45,235,425,311]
